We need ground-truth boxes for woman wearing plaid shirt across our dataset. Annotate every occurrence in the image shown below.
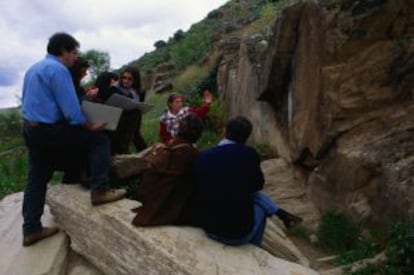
[159,90,212,144]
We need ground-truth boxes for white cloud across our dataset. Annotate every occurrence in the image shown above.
[0,0,227,108]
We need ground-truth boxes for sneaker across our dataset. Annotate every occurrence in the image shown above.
[23,227,59,247]
[91,188,127,206]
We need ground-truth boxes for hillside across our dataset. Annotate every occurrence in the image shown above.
[129,0,292,94]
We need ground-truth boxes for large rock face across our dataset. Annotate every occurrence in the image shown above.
[217,0,414,225]
[46,185,318,275]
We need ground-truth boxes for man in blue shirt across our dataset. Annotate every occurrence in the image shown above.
[21,32,126,247]
[192,116,302,246]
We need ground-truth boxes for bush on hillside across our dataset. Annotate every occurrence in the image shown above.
[0,110,22,143]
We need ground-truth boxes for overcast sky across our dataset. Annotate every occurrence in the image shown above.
[0,0,228,108]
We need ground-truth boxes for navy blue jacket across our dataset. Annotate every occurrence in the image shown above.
[192,143,264,239]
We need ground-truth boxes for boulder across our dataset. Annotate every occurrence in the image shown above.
[66,251,103,275]
[0,192,104,275]
[112,154,311,265]
[0,192,68,275]
[111,147,151,180]
[46,185,318,275]
[262,158,321,231]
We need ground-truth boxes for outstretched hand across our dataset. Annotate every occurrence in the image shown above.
[86,87,99,97]
[202,89,213,105]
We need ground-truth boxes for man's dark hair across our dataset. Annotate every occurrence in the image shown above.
[225,116,252,144]
[177,115,203,143]
[47,32,79,56]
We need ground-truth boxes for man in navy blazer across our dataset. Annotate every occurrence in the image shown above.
[193,116,302,246]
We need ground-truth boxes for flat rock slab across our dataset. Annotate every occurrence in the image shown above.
[0,192,69,275]
[46,185,318,275]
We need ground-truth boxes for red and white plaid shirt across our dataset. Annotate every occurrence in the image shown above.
[159,105,210,143]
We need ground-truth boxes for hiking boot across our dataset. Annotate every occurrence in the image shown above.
[91,188,127,206]
[23,227,59,247]
[275,208,303,230]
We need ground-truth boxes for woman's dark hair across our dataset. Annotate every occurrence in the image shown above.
[68,56,89,99]
[120,66,141,92]
[225,116,252,144]
[69,56,89,86]
[177,115,203,143]
[166,93,184,110]
[94,71,119,102]
[95,71,119,91]
[47,32,79,56]
[167,93,184,104]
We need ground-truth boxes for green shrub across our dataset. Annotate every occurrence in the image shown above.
[169,22,212,70]
[227,1,249,22]
[139,92,170,146]
[317,210,361,253]
[134,47,171,74]
[336,238,380,266]
[0,152,27,199]
[0,109,22,144]
[344,221,414,274]
[385,221,414,273]
[174,66,210,92]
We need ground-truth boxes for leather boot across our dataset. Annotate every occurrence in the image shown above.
[23,227,59,247]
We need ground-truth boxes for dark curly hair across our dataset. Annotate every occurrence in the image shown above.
[177,115,203,143]
[47,32,79,56]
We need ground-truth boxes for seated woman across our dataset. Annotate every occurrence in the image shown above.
[159,89,212,144]
[132,115,203,226]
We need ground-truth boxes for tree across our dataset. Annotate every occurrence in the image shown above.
[154,40,167,49]
[82,49,111,80]
[173,29,185,41]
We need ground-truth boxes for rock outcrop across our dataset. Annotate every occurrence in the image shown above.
[261,158,321,231]
[216,0,414,225]
[45,185,318,275]
[1,154,322,274]
[0,192,101,275]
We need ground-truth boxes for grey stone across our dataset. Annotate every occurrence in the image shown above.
[46,185,319,275]
[0,192,69,275]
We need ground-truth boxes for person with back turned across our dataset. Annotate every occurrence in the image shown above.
[21,32,126,247]
[192,116,302,246]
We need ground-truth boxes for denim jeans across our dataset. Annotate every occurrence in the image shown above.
[22,122,111,235]
[207,191,279,246]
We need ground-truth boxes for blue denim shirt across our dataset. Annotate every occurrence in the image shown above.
[22,54,86,125]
